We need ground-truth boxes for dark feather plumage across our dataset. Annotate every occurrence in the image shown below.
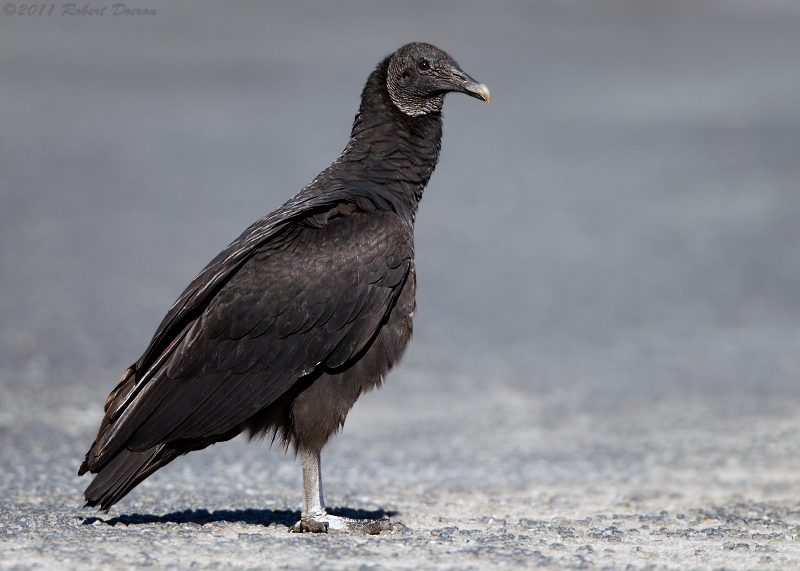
[80,42,488,514]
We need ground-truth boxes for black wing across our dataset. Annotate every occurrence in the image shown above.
[82,207,413,473]
[133,164,404,381]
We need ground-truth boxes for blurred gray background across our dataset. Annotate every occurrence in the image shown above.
[2,1,800,569]
[3,0,798,401]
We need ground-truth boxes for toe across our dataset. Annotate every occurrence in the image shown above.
[289,518,330,533]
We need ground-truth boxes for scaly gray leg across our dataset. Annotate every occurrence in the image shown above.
[289,448,403,534]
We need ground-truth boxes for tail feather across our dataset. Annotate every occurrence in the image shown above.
[83,445,180,511]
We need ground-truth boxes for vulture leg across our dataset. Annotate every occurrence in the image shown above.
[289,448,399,534]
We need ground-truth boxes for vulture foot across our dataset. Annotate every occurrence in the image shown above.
[289,514,404,535]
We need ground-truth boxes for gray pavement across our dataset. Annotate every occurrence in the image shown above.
[2,1,800,569]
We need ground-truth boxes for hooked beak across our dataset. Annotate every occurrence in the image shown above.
[450,68,490,104]
[463,79,490,104]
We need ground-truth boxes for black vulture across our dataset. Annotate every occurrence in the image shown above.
[79,42,489,533]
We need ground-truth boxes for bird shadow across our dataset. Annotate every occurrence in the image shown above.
[80,507,396,528]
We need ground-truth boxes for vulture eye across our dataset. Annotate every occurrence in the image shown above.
[417,60,430,71]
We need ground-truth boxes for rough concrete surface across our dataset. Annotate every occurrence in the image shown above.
[2,1,800,569]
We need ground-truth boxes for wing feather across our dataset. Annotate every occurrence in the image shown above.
[83,209,412,473]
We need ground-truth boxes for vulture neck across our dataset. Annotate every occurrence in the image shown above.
[336,57,444,225]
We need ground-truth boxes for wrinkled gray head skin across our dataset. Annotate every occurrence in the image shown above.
[386,42,490,117]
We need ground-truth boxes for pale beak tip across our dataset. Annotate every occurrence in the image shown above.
[471,83,491,105]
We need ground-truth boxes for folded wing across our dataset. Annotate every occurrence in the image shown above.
[81,208,413,475]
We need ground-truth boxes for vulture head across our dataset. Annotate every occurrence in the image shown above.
[386,42,491,117]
